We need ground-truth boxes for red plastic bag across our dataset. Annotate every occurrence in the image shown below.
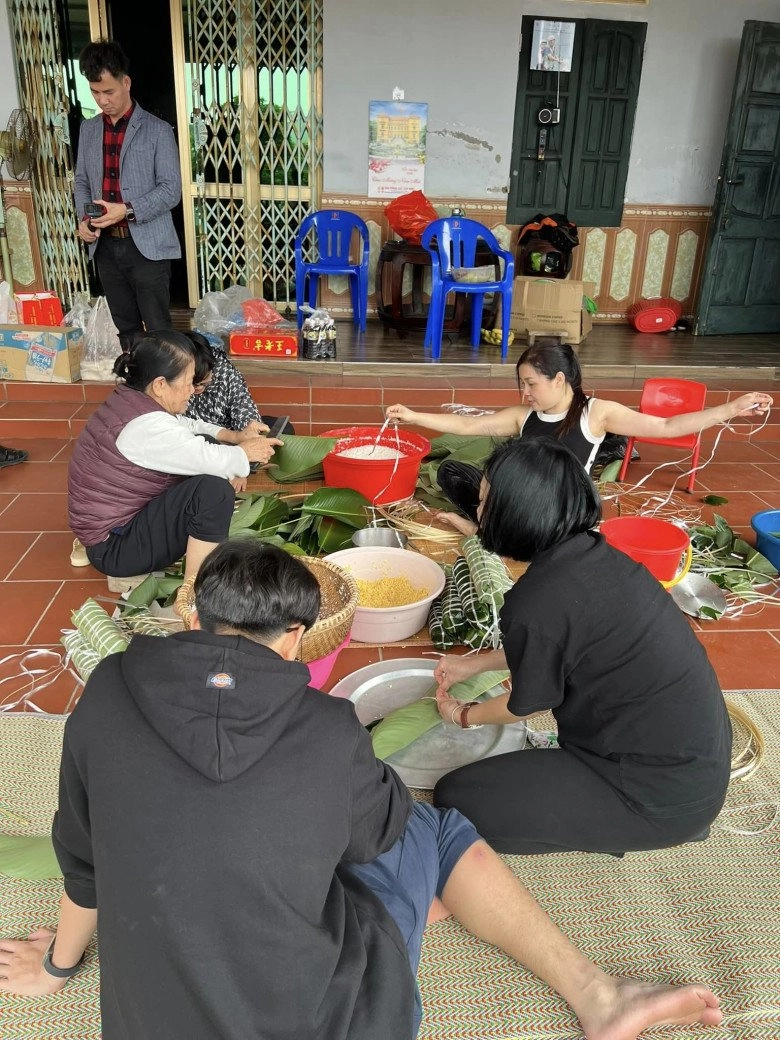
[241,298,286,326]
[384,190,439,246]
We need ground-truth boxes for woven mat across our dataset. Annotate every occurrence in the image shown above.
[1,693,778,1039]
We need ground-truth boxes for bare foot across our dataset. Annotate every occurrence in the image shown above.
[577,977,722,1040]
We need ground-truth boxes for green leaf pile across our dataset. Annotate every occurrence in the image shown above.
[690,513,778,597]
[266,435,339,483]
[229,487,372,555]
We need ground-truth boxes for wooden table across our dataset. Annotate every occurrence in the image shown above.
[375,240,499,335]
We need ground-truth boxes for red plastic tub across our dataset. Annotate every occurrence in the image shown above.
[600,516,691,587]
[321,426,430,505]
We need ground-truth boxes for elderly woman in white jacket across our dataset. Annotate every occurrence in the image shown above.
[68,330,282,593]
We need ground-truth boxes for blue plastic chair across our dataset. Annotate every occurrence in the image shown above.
[294,210,370,332]
[421,218,515,360]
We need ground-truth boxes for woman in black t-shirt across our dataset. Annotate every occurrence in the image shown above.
[431,438,732,856]
[385,341,772,531]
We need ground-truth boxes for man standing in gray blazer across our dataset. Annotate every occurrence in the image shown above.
[74,40,182,349]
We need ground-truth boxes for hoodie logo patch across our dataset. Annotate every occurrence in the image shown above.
[207,672,236,690]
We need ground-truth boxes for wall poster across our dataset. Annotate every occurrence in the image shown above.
[368,100,428,197]
[531,21,576,72]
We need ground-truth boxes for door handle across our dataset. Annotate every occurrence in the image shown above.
[725,178,744,186]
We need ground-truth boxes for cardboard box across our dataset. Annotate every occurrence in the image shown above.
[14,292,65,326]
[510,277,594,344]
[0,325,82,383]
[229,327,298,359]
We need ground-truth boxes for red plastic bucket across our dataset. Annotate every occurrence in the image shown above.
[321,426,430,505]
[600,516,691,587]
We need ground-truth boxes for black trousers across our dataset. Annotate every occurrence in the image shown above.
[433,747,721,856]
[86,475,234,577]
[95,235,172,348]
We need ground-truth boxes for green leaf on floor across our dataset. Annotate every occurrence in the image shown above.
[0,834,61,880]
[702,494,729,505]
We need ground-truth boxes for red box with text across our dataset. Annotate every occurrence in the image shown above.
[229,327,298,358]
[15,292,65,327]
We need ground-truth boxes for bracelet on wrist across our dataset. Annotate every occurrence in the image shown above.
[42,936,86,979]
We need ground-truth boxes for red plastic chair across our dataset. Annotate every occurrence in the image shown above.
[618,378,708,494]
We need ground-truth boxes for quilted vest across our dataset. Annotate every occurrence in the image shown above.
[68,385,182,545]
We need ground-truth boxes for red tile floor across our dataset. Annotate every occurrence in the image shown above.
[0,363,778,715]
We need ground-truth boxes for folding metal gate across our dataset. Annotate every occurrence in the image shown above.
[172,0,323,306]
[7,0,90,304]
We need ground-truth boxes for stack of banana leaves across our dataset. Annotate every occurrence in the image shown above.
[229,486,373,556]
[266,435,339,483]
[416,434,498,510]
[429,535,514,651]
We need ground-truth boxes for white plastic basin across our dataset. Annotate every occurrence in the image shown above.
[323,547,446,643]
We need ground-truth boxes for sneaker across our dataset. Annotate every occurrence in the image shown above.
[70,538,90,567]
[107,574,150,594]
[0,445,28,469]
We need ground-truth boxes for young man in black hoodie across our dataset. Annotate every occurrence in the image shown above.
[0,542,722,1040]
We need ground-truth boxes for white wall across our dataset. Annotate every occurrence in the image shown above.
[0,0,19,123]
[323,0,780,206]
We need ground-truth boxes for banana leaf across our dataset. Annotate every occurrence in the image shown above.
[371,670,511,760]
[253,497,292,535]
[425,434,496,465]
[230,495,271,532]
[316,515,356,554]
[0,834,61,879]
[122,575,184,611]
[596,460,622,484]
[267,435,339,483]
[282,542,306,556]
[124,574,160,608]
[301,487,372,529]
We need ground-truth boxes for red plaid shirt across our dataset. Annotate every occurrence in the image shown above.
[101,103,135,228]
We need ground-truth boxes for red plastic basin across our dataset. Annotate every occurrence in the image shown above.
[321,426,430,505]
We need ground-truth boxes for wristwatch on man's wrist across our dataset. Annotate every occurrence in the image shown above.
[42,936,86,979]
[125,203,136,222]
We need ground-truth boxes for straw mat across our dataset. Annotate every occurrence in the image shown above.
[1,692,778,1039]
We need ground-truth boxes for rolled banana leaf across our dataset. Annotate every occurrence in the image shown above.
[371,670,510,761]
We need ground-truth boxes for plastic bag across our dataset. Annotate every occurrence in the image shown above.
[240,298,286,327]
[384,190,439,246]
[81,295,121,381]
[63,291,93,334]
[0,280,17,324]
[193,286,253,335]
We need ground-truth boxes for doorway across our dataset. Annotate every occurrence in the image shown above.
[90,0,189,310]
[696,20,780,335]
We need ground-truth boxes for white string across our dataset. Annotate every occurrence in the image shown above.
[712,802,779,836]
[601,409,772,518]
[368,419,409,512]
[0,649,69,714]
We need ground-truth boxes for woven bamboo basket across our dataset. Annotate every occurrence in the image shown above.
[174,556,359,664]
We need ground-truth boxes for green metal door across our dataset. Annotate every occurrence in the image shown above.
[507,16,645,229]
[697,21,780,335]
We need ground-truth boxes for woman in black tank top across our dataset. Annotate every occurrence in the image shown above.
[385,340,771,527]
